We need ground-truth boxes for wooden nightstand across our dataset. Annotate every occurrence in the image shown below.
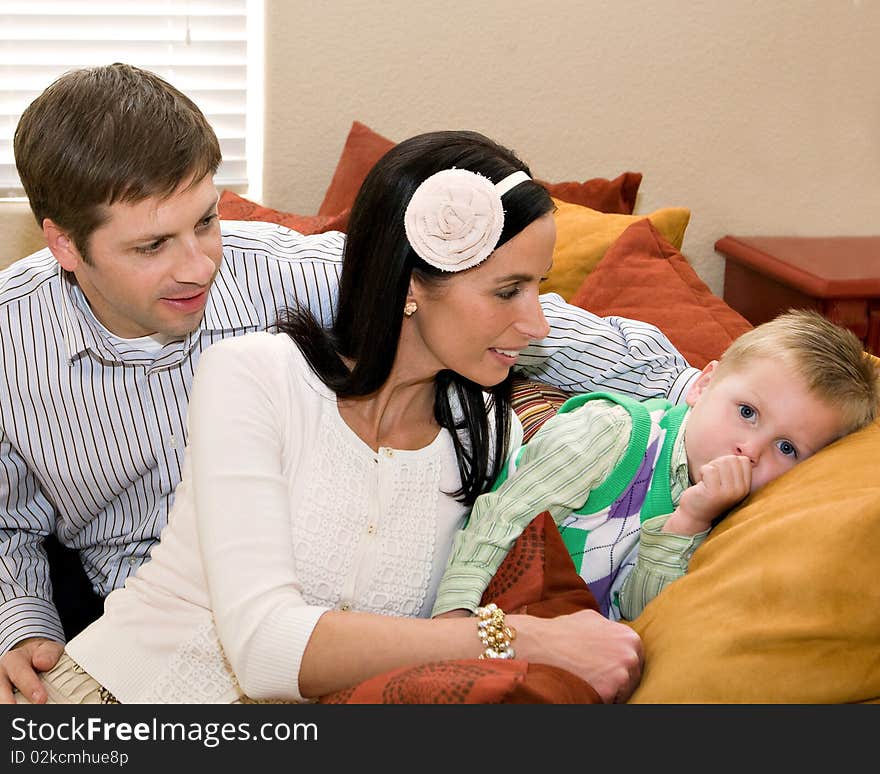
[715,235,880,355]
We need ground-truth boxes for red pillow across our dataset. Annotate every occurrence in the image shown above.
[317,120,643,221]
[318,512,601,704]
[539,172,642,216]
[218,190,348,235]
[570,219,753,369]
[317,121,396,218]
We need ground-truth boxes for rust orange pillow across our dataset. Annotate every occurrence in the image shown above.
[539,172,642,215]
[317,121,396,218]
[317,120,644,223]
[317,512,601,704]
[570,219,752,368]
[218,190,348,235]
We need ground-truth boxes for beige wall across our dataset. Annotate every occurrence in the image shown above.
[263,0,880,295]
[4,1,878,293]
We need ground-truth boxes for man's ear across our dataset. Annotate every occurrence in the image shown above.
[685,360,718,407]
[43,219,84,272]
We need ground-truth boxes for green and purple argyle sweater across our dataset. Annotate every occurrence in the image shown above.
[497,392,689,620]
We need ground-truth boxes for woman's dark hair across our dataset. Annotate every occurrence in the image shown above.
[278,130,554,505]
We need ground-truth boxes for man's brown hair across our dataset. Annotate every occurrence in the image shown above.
[14,63,222,260]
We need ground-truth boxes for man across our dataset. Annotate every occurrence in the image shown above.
[0,63,697,702]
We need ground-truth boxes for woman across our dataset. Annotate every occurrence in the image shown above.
[20,130,642,704]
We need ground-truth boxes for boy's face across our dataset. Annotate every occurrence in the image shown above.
[47,173,222,339]
[684,357,844,492]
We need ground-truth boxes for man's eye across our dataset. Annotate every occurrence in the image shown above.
[136,240,165,255]
[497,287,520,300]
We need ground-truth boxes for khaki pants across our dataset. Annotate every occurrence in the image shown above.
[14,652,296,704]
[14,652,117,705]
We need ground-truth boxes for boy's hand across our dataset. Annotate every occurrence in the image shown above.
[664,454,752,535]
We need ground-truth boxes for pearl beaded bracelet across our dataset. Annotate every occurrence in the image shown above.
[476,603,516,659]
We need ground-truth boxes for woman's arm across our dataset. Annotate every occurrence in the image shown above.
[299,605,643,703]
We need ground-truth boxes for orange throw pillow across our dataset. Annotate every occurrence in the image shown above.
[317,121,396,218]
[317,120,643,223]
[540,172,641,215]
[218,190,348,235]
[570,219,753,368]
[318,512,601,704]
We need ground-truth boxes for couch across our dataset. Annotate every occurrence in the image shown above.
[219,121,880,704]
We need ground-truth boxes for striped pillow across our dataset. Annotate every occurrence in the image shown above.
[510,378,571,442]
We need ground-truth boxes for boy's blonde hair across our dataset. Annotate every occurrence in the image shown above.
[714,309,880,436]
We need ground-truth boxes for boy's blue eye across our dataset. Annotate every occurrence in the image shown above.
[738,404,755,420]
[777,440,798,458]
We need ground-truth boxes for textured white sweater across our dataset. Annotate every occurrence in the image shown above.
[68,331,518,703]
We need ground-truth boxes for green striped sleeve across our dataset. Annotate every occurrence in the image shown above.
[618,513,709,621]
[431,399,632,616]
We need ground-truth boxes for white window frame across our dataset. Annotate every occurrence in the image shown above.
[0,0,264,200]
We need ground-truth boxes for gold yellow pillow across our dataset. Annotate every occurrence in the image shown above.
[627,417,880,704]
[545,198,691,300]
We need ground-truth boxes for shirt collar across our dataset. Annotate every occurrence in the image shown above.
[59,267,120,362]
[198,258,263,332]
[669,408,692,504]
[58,257,263,363]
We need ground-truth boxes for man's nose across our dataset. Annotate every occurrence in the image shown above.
[176,237,216,285]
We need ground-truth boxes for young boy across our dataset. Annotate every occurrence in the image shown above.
[433,310,880,621]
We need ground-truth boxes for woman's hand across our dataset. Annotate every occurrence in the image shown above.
[511,609,643,703]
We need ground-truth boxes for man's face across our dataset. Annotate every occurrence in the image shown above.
[61,174,222,339]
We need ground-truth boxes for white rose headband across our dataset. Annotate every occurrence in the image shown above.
[403,168,532,272]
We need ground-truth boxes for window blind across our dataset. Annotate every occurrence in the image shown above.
[0,0,251,197]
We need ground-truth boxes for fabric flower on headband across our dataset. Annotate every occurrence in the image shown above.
[404,168,531,272]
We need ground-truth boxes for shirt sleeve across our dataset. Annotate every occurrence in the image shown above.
[516,293,700,404]
[186,335,329,702]
[618,513,710,621]
[0,431,65,654]
[431,399,632,616]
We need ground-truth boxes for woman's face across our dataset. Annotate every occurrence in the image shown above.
[407,212,555,387]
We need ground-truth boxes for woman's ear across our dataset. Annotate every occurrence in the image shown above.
[685,360,718,407]
[43,219,84,272]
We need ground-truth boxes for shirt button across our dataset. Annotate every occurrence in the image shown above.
[339,602,352,612]
[168,436,178,449]
[367,523,376,535]
[128,557,139,566]
[383,448,394,458]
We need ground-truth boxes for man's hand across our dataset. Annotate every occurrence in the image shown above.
[665,454,752,536]
[0,637,63,704]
